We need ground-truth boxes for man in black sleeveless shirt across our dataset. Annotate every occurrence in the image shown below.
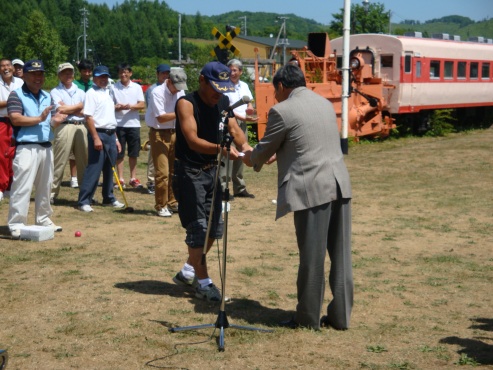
[172,62,251,302]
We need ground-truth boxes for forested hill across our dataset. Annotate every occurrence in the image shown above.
[1,0,491,76]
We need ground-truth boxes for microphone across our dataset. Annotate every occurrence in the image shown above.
[224,96,251,113]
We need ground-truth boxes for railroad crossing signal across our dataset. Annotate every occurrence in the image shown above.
[211,26,241,62]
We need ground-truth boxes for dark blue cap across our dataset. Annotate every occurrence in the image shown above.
[200,61,234,93]
[93,65,110,77]
[156,64,170,73]
[23,59,45,73]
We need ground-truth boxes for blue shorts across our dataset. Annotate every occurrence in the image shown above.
[172,160,223,248]
[116,127,141,159]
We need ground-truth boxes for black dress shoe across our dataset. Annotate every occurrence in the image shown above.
[320,315,348,330]
[278,318,300,329]
[234,190,255,198]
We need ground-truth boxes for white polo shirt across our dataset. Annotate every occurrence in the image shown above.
[224,80,254,120]
[0,76,23,117]
[50,82,86,122]
[145,80,184,130]
[112,80,145,128]
[84,86,117,129]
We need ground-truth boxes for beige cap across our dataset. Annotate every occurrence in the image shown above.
[57,62,74,73]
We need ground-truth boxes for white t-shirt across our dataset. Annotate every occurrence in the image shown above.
[84,86,117,129]
[224,80,254,121]
[50,82,86,122]
[0,76,23,117]
[145,80,185,130]
[112,80,145,128]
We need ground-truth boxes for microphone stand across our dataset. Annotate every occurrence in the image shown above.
[169,113,272,351]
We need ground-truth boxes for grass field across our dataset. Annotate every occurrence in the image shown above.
[0,128,492,369]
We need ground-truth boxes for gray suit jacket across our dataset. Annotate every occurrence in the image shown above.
[251,87,352,219]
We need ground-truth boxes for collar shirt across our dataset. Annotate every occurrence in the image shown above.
[83,85,117,129]
[145,80,184,130]
[224,80,254,121]
[0,76,24,116]
[74,79,93,92]
[50,82,86,122]
[113,80,145,128]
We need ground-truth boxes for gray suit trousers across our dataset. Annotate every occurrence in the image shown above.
[293,198,353,330]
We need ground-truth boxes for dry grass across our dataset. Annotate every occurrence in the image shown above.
[1,129,492,369]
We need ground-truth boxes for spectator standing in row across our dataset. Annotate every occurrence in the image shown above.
[50,63,87,204]
[74,59,94,92]
[12,59,24,79]
[7,60,67,237]
[113,63,145,189]
[0,58,24,203]
[77,66,124,212]
[221,59,257,200]
[144,64,171,194]
[145,68,186,217]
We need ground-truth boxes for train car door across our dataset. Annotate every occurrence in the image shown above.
[400,51,415,111]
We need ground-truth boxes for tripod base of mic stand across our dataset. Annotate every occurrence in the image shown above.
[169,310,273,351]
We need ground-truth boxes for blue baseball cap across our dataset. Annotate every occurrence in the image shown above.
[156,64,170,73]
[200,61,234,93]
[93,65,110,77]
[23,59,45,73]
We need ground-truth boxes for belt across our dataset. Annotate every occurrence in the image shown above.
[177,159,217,171]
[151,127,175,133]
[96,128,116,135]
[17,142,52,148]
[62,120,85,125]
[0,117,9,123]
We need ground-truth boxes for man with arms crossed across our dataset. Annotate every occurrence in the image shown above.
[50,62,87,204]
[172,62,251,302]
[244,64,353,330]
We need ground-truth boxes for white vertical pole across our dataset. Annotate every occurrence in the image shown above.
[178,14,182,64]
[341,0,351,154]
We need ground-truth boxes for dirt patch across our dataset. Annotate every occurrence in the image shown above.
[1,130,492,369]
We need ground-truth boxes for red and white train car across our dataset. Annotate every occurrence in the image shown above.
[331,34,493,126]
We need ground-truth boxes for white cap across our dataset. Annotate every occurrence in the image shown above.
[12,59,24,66]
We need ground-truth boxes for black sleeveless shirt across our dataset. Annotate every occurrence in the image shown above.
[175,91,232,166]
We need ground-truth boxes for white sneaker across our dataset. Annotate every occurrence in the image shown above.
[0,191,3,202]
[111,200,125,209]
[79,204,94,212]
[70,177,79,188]
[157,207,172,217]
[10,228,21,238]
[41,222,63,232]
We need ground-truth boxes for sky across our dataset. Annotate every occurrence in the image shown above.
[88,0,491,26]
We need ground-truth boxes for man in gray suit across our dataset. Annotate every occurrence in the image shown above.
[243,64,353,330]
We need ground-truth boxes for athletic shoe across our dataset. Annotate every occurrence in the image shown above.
[129,178,143,188]
[79,204,94,212]
[70,177,79,188]
[147,184,155,194]
[172,271,198,288]
[10,228,21,238]
[114,180,125,189]
[109,200,125,209]
[0,191,3,202]
[234,189,255,198]
[157,207,172,217]
[195,283,222,302]
[168,204,179,213]
[41,222,62,232]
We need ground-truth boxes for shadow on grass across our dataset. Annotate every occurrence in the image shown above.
[439,318,493,365]
[114,280,292,328]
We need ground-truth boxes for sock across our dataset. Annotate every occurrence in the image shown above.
[181,263,195,279]
[198,278,213,288]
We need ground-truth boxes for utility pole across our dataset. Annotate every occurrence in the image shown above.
[277,17,289,65]
[178,14,182,64]
[80,7,89,59]
[238,16,247,36]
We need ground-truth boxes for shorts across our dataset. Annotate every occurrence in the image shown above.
[172,160,223,248]
[116,127,141,159]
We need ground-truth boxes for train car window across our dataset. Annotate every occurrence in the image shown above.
[416,61,422,78]
[482,63,490,79]
[430,60,440,79]
[444,61,454,79]
[458,62,466,78]
[470,62,479,79]
[381,55,393,67]
[404,55,412,73]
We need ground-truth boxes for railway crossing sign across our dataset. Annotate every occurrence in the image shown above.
[211,26,241,63]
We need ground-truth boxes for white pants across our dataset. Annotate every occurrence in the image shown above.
[8,144,54,230]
